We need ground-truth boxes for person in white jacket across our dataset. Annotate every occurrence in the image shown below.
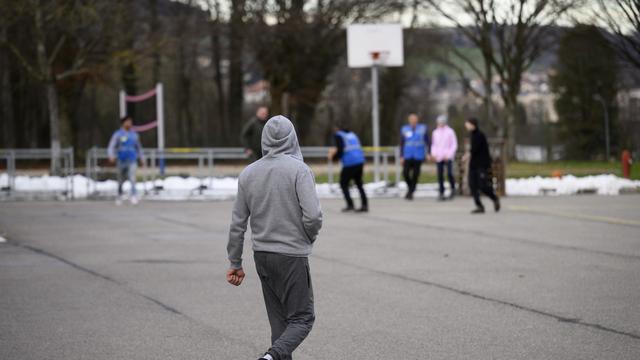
[429,115,458,201]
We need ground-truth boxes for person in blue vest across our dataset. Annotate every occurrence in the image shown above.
[399,113,430,200]
[108,115,144,205]
[328,125,368,212]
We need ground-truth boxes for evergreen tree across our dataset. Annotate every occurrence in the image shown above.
[551,25,618,160]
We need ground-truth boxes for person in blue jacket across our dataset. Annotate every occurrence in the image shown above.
[329,125,368,212]
[108,115,144,205]
[399,113,430,200]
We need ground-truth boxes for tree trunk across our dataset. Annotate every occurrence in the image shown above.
[227,0,246,138]
[209,0,228,143]
[482,59,497,133]
[45,81,62,174]
[34,1,61,173]
[505,95,518,159]
[0,25,15,148]
[149,0,161,84]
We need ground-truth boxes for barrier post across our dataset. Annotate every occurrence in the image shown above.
[68,148,74,200]
[383,152,389,187]
[156,83,166,176]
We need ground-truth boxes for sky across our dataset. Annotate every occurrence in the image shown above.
[186,0,627,32]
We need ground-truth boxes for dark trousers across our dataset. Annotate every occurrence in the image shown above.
[436,160,455,196]
[402,159,422,194]
[340,164,368,208]
[254,252,315,360]
[468,167,497,209]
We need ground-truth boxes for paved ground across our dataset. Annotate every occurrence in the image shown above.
[1,195,639,360]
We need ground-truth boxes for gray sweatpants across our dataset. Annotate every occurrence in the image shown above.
[254,252,315,360]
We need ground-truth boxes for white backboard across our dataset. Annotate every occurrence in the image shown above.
[347,24,404,68]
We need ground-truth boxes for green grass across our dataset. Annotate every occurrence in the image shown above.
[313,161,639,183]
[506,161,639,180]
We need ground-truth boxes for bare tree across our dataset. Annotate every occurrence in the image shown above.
[205,0,229,140]
[423,1,497,131]
[246,0,404,142]
[0,21,15,148]
[0,0,113,172]
[595,0,640,72]
[425,0,579,154]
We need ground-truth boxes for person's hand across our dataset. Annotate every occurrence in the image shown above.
[400,157,404,165]
[244,149,253,157]
[427,155,434,163]
[108,157,116,165]
[227,268,245,286]
[462,153,470,162]
[327,148,337,160]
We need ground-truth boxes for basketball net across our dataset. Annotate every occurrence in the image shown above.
[370,51,390,66]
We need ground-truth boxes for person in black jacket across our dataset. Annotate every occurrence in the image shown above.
[328,125,368,212]
[464,118,500,214]
[241,106,269,161]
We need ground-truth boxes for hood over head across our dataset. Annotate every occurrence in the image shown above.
[261,115,303,161]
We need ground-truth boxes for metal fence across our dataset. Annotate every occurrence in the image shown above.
[84,146,402,198]
[0,148,75,199]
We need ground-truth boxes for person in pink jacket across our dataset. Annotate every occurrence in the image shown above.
[429,115,458,201]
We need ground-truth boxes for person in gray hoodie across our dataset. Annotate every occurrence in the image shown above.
[227,115,323,360]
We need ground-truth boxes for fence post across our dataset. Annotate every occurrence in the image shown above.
[383,152,389,187]
[69,148,75,200]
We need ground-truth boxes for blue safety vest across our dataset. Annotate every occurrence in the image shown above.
[337,130,365,167]
[401,124,427,160]
[113,129,140,162]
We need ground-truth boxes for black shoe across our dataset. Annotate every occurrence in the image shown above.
[258,351,274,360]
[448,193,455,200]
[341,206,355,212]
[356,206,369,213]
[406,192,414,200]
[471,207,485,214]
[437,194,446,202]
[494,198,501,212]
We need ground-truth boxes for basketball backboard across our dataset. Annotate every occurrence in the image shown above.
[347,24,404,68]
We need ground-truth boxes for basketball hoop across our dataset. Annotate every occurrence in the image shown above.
[370,51,390,66]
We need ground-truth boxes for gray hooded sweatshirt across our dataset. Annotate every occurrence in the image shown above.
[227,115,323,269]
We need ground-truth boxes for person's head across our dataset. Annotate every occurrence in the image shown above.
[465,117,479,132]
[256,106,269,121]
[121,115,133,130]
[332,122,348,133]
[407,113,419,127]
[436,114,448,128]
[261,115,302,160]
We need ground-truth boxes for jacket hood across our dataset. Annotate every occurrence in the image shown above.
[261,115,303,161]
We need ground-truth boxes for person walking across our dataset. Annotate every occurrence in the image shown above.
[400,113,430,200]
[329,125,368,212]
[430,115,458,201]
[464,118,500,214]
[108,115,144,205]
[227,115,323,360]
[241,106,269,161]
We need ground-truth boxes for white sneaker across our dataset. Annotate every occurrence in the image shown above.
[115,196,123,206]
[130,196,139,205]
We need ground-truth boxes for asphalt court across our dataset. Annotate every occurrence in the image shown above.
[1,195,639,359]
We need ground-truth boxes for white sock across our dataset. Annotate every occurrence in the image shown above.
[262,354,273,360]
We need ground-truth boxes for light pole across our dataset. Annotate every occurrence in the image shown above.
[593,94,610,161]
